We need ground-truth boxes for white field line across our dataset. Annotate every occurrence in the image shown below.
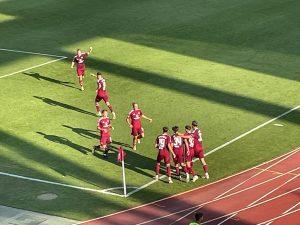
[201,187,300,225]
[134,167,300,225]
[0,171,127,197]
[0,57,67,79]
[127,105,300,197]
[256,208,300,225]
[77,147,299,225]
[263,201,300,225]
[0,48,67,58]
[215,147,300,200]
[215,167,300,225]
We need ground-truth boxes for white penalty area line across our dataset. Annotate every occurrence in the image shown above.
[0,57,67,79]
[257,208,300,225]
[0,171,134,197]
[126,104,300,197]
[0,48,67,58]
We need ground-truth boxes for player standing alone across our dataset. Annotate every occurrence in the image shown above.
[94,72,116,119]
[155,127,176,184]
[126,102,152,150]
[93,110,113,158]
[192,121,209,179]
[71,47,92,91]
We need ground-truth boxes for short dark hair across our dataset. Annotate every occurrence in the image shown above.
[192,121,198,126]
[101,109,107,113]
[163,127,168,133]
[77,49,80,51]
[185,125,191,130]
[172,126,179,132]
[97,72,102,76]
[195,212,204,221]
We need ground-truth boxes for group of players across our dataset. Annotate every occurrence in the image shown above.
[71,47,209,183]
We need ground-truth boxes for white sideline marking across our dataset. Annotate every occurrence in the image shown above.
[77,147,299,224]
[0,48,67,58]
[215,147,300,200]
[0,171,131,197]
[215,167,299,225]
[0,57,67,79]
[256,208,300,225]
[263,202,300,225]
[127,105,300,197]
[135,166,300,225]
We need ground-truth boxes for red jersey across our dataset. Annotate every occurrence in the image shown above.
[73,53,88,68]
[97,117,111,135]
[128,109,143,127]
[185,132,194,148]
[156,134,171,151]
[192,128,202,146]
[97,78,107,96]
[171,134,183,150]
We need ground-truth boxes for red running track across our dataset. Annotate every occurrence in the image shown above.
[78,148,300,225]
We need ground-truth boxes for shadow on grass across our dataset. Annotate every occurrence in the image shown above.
[34,96,96,117]
[23,72,79,90]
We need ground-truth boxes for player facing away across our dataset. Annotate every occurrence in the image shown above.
[184,125,199,182]
[192,121,209,179]
[71,47,93,91]
[155,127,176,184]
[126,102,152,150]
[93,110,113,158]
[94,72,116,119]
[171,126,190,181]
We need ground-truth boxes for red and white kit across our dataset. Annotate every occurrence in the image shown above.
[97,117,112,145]
[95,78,109,103]
[156,134,171,164]
[171,134,184,164]
[128,109,144,136]
[73,53,88,76]
[192,127,204,159]
[185,132,195,162]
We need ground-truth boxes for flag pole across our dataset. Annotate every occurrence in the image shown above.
[121,158,127,197]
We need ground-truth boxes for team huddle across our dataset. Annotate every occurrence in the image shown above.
[71,47,209,183]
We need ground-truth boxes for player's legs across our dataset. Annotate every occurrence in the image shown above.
[164,152,173,183]
[95,96,101,116]
[200,157,209,179]
[137,128,144,144]
[78,75,84,90]
[104,100,116,119]
[132,135,138,150]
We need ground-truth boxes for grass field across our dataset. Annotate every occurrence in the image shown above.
[0,0,299,221]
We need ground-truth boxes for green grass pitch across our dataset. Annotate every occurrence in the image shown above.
[0,0,299,221]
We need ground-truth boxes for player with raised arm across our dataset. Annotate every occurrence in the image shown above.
[192,121,209,179]
[93,110,113,158]
[126,102,152,150]
[171,126,190,181]
[71,47,92,91]
[92,72,116,119]
[155,127,176,184]
[184,125,199,182]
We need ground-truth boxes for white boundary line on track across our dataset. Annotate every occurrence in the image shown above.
[137,166,300,225]
[76,147,299,224]
[0,48,67,58]
[257,208,300,225]
[0,57,67,79]
[170,149,300,224]
[215,167,300,225]
[126,105,300,197]
[0,171,136,197]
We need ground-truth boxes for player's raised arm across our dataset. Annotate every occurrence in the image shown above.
[87,47,93,55]
[142,115,152,123]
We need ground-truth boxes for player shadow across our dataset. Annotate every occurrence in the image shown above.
[33,96,96,117]
[23,72,79,90]
[36,131,90,154]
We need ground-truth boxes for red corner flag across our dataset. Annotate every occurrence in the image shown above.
[117,147,126,162]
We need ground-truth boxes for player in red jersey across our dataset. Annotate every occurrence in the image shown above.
[155,127,176,184]
[93,72,116,119]
[126,102,152,150]
[93,110,113,158]
[184,125,199,182]
[192,121,209,179]
[71,47,93,91]
[171,126,190,181]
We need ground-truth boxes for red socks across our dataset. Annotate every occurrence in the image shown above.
[176,167,180,176]
[96,105,100,113]
[155,164,160,175]
[203,165,208,173]
[108,105,114,113]
[166,167,171,177]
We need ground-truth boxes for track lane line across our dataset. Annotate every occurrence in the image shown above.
[256,208,300,225]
